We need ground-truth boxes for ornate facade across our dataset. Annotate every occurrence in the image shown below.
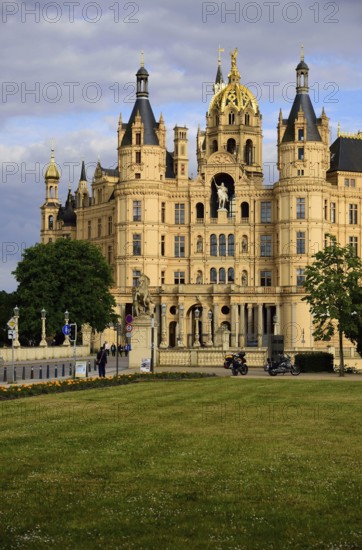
[40,49,362,354]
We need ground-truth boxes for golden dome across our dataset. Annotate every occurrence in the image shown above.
[209,48,259,115]
[45,145,60,180]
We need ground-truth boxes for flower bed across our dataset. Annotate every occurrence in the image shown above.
[0,371,216,400]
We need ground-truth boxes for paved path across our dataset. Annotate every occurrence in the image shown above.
[1,354,361,385]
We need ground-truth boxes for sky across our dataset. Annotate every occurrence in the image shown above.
[1,0,362,292]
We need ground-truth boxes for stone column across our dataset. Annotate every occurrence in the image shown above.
[258,303,263,348]
[213,304,219,334]
[201,307,207,346]
[239,303,245,348]
[266,305,272,336]
[193,308,201,348]
[247,303,253,342]
[230,304,237,348]
[160,303,168,348]
[178,303,185,347]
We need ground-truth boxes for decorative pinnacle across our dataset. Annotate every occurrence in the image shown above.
[300,43,304,61]
[218,45,224,64]
[338,122,341,137]
[140,50,144,67]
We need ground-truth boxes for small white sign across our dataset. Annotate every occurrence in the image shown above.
[8,330,16,340]
[75,360,87,378]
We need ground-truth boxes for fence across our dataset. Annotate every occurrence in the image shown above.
[1,360,96,383]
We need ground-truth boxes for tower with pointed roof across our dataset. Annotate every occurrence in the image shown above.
[40,145,61,243]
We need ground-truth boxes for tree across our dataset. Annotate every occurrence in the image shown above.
[0,291,18,346]
[13,240,117,342]
[302,235,362,376]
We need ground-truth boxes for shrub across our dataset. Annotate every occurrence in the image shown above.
[294,352,334,373]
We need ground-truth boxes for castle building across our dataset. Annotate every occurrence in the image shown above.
[40,49,362,354]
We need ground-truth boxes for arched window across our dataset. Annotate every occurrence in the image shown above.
[210,268,217,283]
[241,202,249,219]
[228,268,234,282]
[219,268,226,284]
[196,202,204,220]
[212,140,218,153]
[49,186,54,198]
[228,234,234,256]
[245,139,253,165]
[219,234,226,256]
[210,234,217,256]
[245,113,250,125]
[228,112,235,125]
[227,138,236,154]
[48,215,54,230]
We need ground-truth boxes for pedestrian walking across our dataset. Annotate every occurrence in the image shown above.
[111,343,116,357]
[118,345,123,357]
[96,345,107,377]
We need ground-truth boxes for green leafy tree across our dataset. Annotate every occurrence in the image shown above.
[302,235,362,376]
[13,240,117,342]
[0,291,18,346]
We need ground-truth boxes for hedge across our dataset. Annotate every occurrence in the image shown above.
[294,352,334,373]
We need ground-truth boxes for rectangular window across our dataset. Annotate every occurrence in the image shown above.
[344,178,349,187]
[133,234,141,256]
[296,268,305,287]
[161,271,165,285]
[87,220,91,239]
[135,151,141,164]
[298,147,304,160]
[108,216,113,235]
[349,204,358,224]
[260,271,272,287]
[350,178,356,188]
[97,218,102,238]
[174,271,185,284]
[135,173,141,179]
[330,202,336,223]
[261,235,272,257]
[175,203,185,224]
[133,200,141,222]
[174,236,185,257]
[135,133,141,145]
[324,200,328,221]
[349,236,358,256]
[161,202,166,223]
[298,129,304,141]
[133,270,141,287]
[296,231,306,254]
[296,197,305,219]
[261,201,272,223]
[161,235,165,256]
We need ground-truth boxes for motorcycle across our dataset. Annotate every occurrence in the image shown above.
[224,351,248,376]
[265,354,300,376]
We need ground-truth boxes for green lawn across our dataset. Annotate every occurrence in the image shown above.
[0,378,361,549]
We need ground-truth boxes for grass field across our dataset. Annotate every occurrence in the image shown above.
[0,377,361,549]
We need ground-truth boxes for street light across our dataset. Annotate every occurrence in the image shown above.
[63,310,70,346]
[13,306,20,348]
[40,308,47,347]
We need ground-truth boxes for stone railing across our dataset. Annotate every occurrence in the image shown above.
[0,344,90,363]
[158,347,268,368]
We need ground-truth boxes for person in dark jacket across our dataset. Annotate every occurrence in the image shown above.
[96,345,107,377]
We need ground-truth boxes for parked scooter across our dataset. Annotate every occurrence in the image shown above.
[224,351,248,376]
[265,354,300,376]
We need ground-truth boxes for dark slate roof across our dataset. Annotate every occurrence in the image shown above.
[101,166,119,177]
[57,190,76,226]
[296,60,309,70]
[80,160,87,181]
[121,98,159,146]
[215,64,224,84]
[282,93,321,143]
[328,137,362,173]
[165,151,176,179]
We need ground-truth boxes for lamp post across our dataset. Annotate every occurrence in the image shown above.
[13,306,20,348]
[114,320,122,376]
[40,308,47,347]
[193,307,200,348]
[206,309,213,347]
[63,310,70,346]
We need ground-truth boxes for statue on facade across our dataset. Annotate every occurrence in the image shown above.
[133,273,153,316]
[213,179,229,210]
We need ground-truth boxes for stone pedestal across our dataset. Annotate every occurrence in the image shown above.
[128,315,158,369]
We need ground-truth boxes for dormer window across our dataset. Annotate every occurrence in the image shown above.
[298,129,304,141]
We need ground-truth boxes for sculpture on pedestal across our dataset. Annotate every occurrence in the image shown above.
[133,273,153,316]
